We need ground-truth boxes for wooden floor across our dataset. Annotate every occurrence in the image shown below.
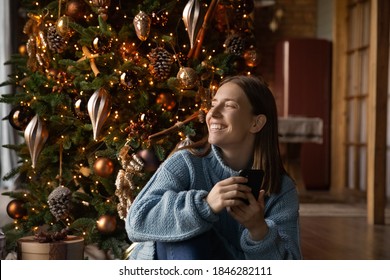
[299,191,390,260]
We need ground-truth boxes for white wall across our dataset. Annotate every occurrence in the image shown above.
[317,0,333,40]
[0,0,15,227]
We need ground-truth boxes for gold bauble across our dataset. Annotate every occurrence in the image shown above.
[133,11,151,41]
[96,214,117,234]
[177,67,198,89]
[56,16,74,37]
[93,157,115,178]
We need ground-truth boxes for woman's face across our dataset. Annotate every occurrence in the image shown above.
[206,82,260,150]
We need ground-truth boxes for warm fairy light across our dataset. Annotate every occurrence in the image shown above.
[61,135,64,139]
[83,232,86,235]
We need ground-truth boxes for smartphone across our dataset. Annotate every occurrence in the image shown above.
[239,169,265,201]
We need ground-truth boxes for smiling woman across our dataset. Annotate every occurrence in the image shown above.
[125,75,302,260]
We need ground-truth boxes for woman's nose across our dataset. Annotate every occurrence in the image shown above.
[209,106,222,117]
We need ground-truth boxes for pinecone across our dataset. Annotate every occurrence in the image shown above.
[148,47,174,81]
[224,33,246,56]
[48,186,72,220]
[47,25,67,54]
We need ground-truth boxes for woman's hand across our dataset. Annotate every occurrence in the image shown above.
[227,190,268,241]
[205,176,251,214]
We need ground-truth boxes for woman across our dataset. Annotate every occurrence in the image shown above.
[126,75,302,260]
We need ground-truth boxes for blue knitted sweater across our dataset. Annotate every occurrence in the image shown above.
[125,145,302,260]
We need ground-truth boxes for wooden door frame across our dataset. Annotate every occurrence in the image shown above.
[331,0,389,224]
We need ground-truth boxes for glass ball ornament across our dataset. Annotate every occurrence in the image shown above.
[243,48,261,67]
[8,105,34,131]
[120,71,139,89]
[93,157,115,178]
[177,67,198,89]
[56,16,74,37]
[73,97,89,120]
[136,149,160,172]
[96,214,117,234]
[92,36,112,54]
[156,93,176,111]
[65,0,87,21]
[6,199,27,219]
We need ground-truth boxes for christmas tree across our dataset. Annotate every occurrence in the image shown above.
[1,0,259,259]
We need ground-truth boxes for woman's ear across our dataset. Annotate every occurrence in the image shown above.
[250,114,267,133]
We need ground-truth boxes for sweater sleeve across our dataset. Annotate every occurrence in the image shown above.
[125,151,219,242]
[239,177,302,260]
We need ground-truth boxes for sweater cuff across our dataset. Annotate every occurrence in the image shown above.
[241,219,278,253]
[194,190,219,223]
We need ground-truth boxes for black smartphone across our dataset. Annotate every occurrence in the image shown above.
[239,169,265,201]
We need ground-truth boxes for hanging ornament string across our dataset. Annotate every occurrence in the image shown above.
[58,0,61,19]
[59,142,63,186]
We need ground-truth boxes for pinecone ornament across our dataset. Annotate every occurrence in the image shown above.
[148,47,175,81]
[48,186,72,220]
[47,25,68,54]
[224,32,246,56]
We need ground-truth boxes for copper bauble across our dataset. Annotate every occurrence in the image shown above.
[65,0,87,21]
[243,48,261,67]
[7,199,27,219]
[156,93,176,111]
[93,157,115,177]
[96,214,117,234]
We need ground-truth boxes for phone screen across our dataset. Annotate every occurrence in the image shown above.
[239,169,265,200]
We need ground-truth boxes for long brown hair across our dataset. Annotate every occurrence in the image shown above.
[178,75,287,194]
